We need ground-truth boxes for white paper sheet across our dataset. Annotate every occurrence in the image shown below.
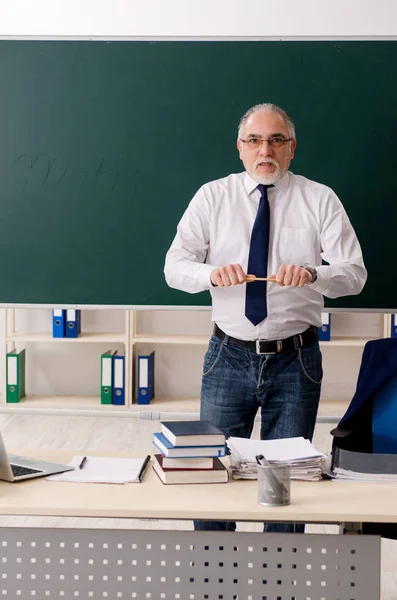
[46,455,150,484]
[227,436,325,463]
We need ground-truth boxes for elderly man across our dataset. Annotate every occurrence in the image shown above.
[165,103,367,532]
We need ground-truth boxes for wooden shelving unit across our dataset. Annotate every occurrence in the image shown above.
[1,308,392,420]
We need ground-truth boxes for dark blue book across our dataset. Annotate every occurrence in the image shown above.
[160,420,225,447]
[153,432,226,458]
[153,454,229,485]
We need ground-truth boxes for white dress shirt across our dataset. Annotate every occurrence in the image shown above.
[164,171,367,341]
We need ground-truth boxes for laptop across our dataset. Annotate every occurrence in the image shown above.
[0,432,74,482]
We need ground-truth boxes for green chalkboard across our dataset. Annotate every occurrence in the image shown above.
[0,41,395,308]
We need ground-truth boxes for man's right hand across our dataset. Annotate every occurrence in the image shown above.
[210,264,247,287]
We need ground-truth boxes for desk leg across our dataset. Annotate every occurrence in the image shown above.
[341,521,363,534]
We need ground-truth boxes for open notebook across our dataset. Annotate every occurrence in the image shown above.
[46,455,150,484]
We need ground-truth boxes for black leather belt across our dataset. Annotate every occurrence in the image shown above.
[213,324,318,354]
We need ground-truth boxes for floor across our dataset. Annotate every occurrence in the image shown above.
[0,413,396,599]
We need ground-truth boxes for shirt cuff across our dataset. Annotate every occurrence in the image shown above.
[309,266,331,294]
[196,263,220,289]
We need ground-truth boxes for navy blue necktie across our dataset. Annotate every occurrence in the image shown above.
[245,184,272,326]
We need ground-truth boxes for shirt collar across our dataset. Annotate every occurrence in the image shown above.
[243,170,290,196]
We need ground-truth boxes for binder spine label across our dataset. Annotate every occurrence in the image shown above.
[102,359,112,386]
[114,359,124,387]
[139,358,149,387]
[7,356,17,385]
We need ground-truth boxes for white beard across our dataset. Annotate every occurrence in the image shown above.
[249,159,286,185]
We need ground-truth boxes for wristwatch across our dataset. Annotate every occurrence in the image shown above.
[300,263,318,284]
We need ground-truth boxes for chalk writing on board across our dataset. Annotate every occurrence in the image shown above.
[12,154,120,192]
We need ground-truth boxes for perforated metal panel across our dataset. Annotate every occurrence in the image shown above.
[0,527,380,599]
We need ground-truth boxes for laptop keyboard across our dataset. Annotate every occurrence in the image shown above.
[10,464,43,477]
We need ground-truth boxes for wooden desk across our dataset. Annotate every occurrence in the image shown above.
[1,449,396,524]
[0,450,385,599]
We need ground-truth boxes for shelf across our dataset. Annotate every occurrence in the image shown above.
[131,397,347,423]
[320,337,373,347]
[132,396,200,413]
[133,335,374,347]
[5,332,375,348]
[0,395,130,415]
[0,395,347,422]
[134,335,373,347]
[4,332,377,347]
[137,398,347,418]
[5,395,129,408]
[5,332,126,343]
[133,334,209,345]
[0,395,199,416]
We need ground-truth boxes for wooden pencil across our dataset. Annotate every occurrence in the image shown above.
[245,277,278,282]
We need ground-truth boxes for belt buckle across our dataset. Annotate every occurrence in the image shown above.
[255,340,266,354]
[256,339,283,355]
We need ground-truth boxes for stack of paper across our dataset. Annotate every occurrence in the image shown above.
[329,447,397,483]
[227,436,325,481]
[331,469,397,483]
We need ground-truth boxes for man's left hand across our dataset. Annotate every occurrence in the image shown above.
[270,265,313,287]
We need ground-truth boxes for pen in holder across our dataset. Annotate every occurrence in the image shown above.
[256,454,291,506]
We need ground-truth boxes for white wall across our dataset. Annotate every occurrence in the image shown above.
[0,0,394,405]
[1,0,397,38]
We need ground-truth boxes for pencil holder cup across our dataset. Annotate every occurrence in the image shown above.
[257,463,291,506]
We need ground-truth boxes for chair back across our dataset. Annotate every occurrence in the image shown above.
[372,371,397,454]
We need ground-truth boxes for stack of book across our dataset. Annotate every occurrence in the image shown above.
[152,420,228,484]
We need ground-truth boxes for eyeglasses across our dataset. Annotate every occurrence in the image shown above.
[239,136,293,149]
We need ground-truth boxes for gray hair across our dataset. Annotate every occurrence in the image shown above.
[238,103,296,139]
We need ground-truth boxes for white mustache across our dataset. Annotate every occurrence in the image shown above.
[255,158,279,168]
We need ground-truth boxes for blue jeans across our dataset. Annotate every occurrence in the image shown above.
[194,330,322,533]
